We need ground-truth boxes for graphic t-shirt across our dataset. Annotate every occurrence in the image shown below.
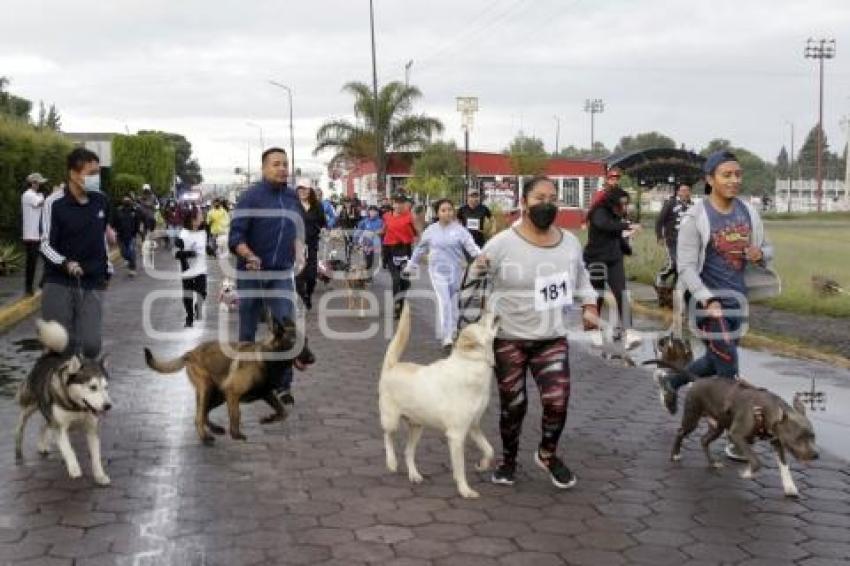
[700,199,751,304]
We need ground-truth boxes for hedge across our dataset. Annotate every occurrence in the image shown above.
[0,116,72,240]
[112,133,175,197]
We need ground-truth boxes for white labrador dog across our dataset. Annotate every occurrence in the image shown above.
[379,302,498,498]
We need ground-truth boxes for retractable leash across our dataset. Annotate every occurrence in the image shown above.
[456,263,491,335]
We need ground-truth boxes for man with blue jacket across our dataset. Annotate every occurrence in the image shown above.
[229,147,307,404]
[316,188,337,229]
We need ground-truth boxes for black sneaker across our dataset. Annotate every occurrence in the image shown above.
[491,461,516,486]
[184,318,193,328]
[534,451,577,490]
[656,373,678,415]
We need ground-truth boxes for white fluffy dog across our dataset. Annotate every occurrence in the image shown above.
[379,303,499,498]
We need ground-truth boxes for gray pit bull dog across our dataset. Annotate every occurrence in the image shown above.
[647,360,818,498]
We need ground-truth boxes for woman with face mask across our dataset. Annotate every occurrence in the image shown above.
[583,185,643,348]
[475,176,598,490]
[405,199,481,355]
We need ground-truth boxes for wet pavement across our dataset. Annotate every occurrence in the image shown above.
[0,250,849,565]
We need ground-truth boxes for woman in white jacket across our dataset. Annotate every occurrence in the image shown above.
[405,199,481,354]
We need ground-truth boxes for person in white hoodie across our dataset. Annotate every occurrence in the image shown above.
[404,199,481,354]
[175,206,208,328]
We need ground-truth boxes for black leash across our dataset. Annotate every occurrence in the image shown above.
[456,263,490,333]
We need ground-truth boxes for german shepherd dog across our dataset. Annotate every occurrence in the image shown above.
[15,320,113,485]
[144,318,314,444]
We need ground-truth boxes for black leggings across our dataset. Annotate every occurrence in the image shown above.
[181,274,207,322]
[386,244,412,315]
[587,259,628,330]
[296,245,319,301]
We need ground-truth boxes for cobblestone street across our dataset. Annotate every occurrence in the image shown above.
[1,255,849,566]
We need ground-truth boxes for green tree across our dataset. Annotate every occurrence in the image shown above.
[557,141,611,160]
[505,133,548,175]
[314,81,444,193]
[112,173,145,200]
[112,133,176,197]
[0,77,33,120]
[792,126,844,180]
[613,131,676,154]
[138,130,203,185]
[46,104,61,131]
[407,141,465,199]
[775,146,790,178]
[36,100,47,129]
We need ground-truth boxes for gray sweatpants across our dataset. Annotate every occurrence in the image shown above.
[41,282,104,359]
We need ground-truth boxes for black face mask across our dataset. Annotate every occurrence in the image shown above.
[527,202,558,230]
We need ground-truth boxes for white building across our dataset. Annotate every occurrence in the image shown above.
[774,179,849,212]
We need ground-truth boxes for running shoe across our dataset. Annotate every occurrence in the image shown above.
[534,451,577,490]
[491,461,516,486]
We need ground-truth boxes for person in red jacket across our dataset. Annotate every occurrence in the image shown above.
[382,193,419,319]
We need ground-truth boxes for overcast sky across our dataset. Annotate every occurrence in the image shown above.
[2,0,849,183]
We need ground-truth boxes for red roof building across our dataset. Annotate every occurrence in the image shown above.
[341,151,606,210]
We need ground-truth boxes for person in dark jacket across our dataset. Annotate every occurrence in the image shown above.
[583,187,642,345]
[40,148,110,358]
[113,196,140,276]
[456,190,492,248]
[654,183,692,287]
[228,147,309,405]
[295,180,327,310]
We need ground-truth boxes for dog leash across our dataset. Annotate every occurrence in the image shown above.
[456,263,491,333]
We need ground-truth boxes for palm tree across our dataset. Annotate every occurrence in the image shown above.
[314,81,444,194]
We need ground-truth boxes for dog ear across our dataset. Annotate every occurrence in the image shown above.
[793,394,807,416]
[98,354,110,372]
[61,356,83,384]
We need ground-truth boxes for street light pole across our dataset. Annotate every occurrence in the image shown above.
[804,38,836,213]
[457,97,479,200]
[369,0,384,197]
[268,81,296,186]
[584,98,604,154]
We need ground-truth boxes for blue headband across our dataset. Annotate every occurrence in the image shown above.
[703,150,738,175]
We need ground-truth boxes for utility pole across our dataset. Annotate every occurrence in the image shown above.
[553,115,560,156]
[369,0,384,197]
[268,81,296,186]
[804,38,836,213]
[246,121,265,152]
[786,121,794,213]
[584,98,604,154]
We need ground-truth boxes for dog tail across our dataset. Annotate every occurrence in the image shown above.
[36,319,68,354]
[642,359,701,383]
[382,302,411,372]
[144,347,186,374]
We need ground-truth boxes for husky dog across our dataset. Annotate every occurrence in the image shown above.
[15,320,113,485]
[218,278,239,312]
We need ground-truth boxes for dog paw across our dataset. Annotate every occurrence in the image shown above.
[710,460,724,469]
[94,474,111,486]
[202,435,215,446]
[784,487,800,498]
[408,472,424,484]
[671,453,682,462]
[458,486,480,499]
[67,465,82,479]
[476,458,492,472]
[386,457,398,473]
[740,467,755,480]
[230,432,247,441]
[260,412,287,425]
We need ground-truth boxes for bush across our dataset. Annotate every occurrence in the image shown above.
[0,115,72,241]
[111,173,145,200]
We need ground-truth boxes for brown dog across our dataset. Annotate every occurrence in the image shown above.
[143,318,313,444]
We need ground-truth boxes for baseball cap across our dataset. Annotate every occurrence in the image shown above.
[296,177,314,189]
[26,172,47,184]
[703,150,738,175]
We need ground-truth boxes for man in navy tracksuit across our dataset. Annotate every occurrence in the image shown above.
[40,148,110,358]
[229,147,307,404]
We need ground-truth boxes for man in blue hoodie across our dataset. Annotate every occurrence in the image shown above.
[229,147,308,404]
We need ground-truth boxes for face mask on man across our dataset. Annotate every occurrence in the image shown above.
[527,202,558,230]
[84,174,101,192]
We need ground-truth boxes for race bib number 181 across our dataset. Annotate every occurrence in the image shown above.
[534,271,573,311]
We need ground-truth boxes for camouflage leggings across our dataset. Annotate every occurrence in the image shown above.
[493,337,571,465]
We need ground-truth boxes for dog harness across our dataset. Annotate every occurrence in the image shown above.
[751,406,772,440]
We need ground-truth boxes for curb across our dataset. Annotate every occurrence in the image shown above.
[631,300,850,371]
[0,249,122,333]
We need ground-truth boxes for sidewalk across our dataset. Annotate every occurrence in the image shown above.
[0,253,849,565]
